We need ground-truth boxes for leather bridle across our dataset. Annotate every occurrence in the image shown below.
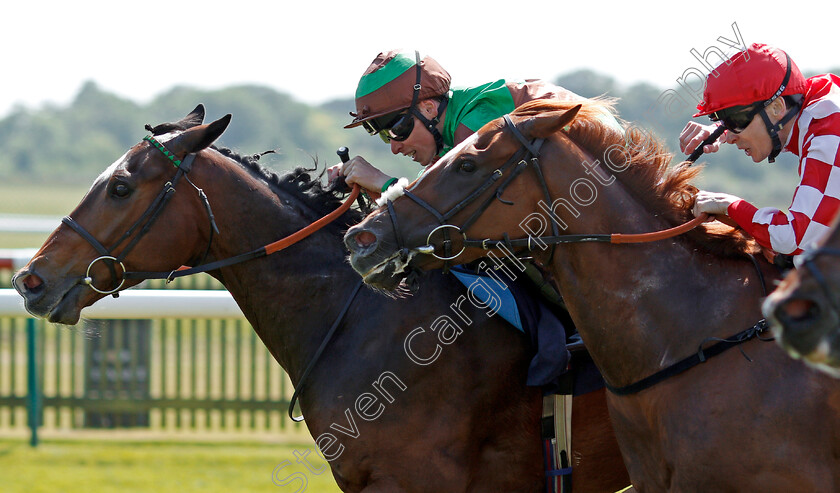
[385,114,554,271]
[61,133,365,422]
[62,135,216,296]
[376,113,778,395]
[63,135,361,295]
[384,114,711,270]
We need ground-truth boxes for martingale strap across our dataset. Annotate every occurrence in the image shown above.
[287,279,364,422]
[605,319,773,396]
[604,252,771,395]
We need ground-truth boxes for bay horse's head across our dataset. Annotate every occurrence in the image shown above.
[344,100,617,290]
[764,219,840,376]
[12,105,231,324]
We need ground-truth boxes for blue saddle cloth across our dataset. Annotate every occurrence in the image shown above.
[451,265,589,393]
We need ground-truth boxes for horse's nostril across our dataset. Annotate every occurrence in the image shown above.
[22,273,44,293]
[355,230,377,248]
[777,298,818,322]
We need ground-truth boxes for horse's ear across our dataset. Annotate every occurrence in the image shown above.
[521,104,582,139]
[176,104,206,129]
[169,114,232,155]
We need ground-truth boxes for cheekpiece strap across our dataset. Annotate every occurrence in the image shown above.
[503,114,541,157]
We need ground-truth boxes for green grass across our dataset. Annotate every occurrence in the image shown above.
[0,437,342,492]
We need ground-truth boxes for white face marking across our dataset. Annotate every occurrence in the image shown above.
[153,131,180,144]
[88,132,180,192]
[90,151,130,192]
[413,133,479,188]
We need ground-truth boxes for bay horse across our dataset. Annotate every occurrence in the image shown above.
[764,212,840,376]
[343,99,840,491]
[11,105,630,492]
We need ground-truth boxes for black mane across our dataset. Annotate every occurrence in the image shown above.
[213,147,365,227]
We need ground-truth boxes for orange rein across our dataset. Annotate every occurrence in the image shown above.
[611,213,710,244]
[265,184,361,254]
[167,184,361,275]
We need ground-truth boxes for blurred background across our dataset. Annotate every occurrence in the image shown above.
[1,1,835,491]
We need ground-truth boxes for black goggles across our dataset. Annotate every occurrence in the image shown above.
[711,104,760,134]
[362,110,415,143]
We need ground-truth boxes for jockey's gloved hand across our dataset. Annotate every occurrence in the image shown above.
[326,162,344,186]
[692,191,742,217]
[679,122,725,155]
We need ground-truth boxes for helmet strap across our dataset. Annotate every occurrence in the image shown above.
[411,97,448,155]
[404,50,448,155]
[757,100,801,163]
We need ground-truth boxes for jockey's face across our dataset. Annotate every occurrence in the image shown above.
[723,98,792,163]
[388,99,440,167]
[723,114,771,163]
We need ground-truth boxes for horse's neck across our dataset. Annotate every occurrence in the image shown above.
[197,161,356,381]
[542,152,767,386]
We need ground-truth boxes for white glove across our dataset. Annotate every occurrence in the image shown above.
[692,190,741,217]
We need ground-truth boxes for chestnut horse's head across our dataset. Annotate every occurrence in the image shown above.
[12,105,231,324]
[764,220,840,376]
[343,100,620,290]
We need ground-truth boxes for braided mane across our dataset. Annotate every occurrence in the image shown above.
[213,147,364,229]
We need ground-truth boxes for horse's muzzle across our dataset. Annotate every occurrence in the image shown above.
[764,289,837,361]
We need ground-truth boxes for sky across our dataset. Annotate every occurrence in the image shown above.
[2,0,836,119]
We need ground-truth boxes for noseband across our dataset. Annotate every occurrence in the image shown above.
[62,135,217,295]
[794,247,840,322]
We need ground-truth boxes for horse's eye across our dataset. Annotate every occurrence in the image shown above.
[112,182,132,198]
[459,161,477,173]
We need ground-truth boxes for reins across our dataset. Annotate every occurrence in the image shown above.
[288,278,365,422]
[405,114,721,263]
[462,213,712,251]
[391,110,777,395]
[123,182,360,282]
[605,318,773,395]
[62,140,202,296]
[65,136,362,288]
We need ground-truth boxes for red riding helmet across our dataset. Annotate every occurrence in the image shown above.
[694,43,807,117]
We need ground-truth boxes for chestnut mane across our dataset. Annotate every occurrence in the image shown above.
[511,99,757,258]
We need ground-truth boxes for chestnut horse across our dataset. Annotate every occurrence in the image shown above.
[344,100,840,491]
[764,212,840,376]
[12,106,630,492]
